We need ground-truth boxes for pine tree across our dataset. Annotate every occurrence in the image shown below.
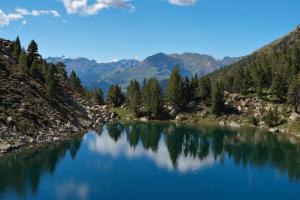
[182,76,191,104]
[143,78,162,118]
[27,40,38,66]
[233,67,252,95]
[18,50,29,74]
[30,58,44,81]
[46,64,56,83]
[271,73,288,101]
[68,71,77,88]
[197,76,212,100]
[47,79,56,98]
[288,77,300,112]
[166,65,184,110]
[86,88,104,105]
[13,36,22,60]
[211,80,225,115]
[141,78,148,106]
[190,74,199,99]
[68,70,84,94]
[45,65,57,98]
[127,80,141,115]
[55,62,68,80]
[107,85,125,107]
[42,60,49,75]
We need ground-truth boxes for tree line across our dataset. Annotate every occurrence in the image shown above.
[12,37,104,105]
[217,39,300,112]
[107,65,226,118]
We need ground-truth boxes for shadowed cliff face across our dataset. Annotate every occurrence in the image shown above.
[1,122,300,199]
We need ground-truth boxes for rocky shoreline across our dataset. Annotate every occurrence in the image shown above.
[117,92,300,139]
[0,97,119,154]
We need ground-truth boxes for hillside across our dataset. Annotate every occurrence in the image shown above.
[47,53,239,92]
[0,39,115,153]
[209,25,300,84]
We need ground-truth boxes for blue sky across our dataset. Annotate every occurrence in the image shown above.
[0,0,300,62]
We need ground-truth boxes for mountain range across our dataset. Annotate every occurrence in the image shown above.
[47,53,240,92]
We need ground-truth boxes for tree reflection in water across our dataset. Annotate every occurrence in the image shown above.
[0,138,82,198]
[103,122,300,180]
[1,122,300,199]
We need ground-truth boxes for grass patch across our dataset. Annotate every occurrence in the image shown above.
[284,121,300,137]
[110,107,134,120]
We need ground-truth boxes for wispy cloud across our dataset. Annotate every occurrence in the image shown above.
[0,8,60,27]
[62,0,135,15]
[168,0,197,6]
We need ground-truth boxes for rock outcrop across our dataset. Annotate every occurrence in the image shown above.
[0,39,118,153]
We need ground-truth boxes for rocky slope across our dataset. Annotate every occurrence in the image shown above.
[0,39,118,153]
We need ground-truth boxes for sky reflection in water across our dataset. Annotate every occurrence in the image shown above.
[1,122,300,200]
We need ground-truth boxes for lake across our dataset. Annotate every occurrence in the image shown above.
[1,122,300,200]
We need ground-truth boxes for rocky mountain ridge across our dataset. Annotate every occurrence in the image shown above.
[47,53,240,92]
[0,39,118,153]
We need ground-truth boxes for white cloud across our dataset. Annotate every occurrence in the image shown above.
[62,0,135,15]
[168,0,197,6]
[0,8,60,27]
[87,131,217,173]
[56,181,90,200]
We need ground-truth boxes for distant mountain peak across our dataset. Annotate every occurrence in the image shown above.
[47,52,240,93]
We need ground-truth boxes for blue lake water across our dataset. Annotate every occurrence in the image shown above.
[1,122,300,200]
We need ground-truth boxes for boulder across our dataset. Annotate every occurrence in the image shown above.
[6,116,13,123]
[219,121,225,126]
[0,143,12,153]
[237,106,242,112]
[240,99,248,107]
[140,117,149,122]
[289,113,300,121]
[232,94,244,101]
[186,101,196,110]
[229,122,241,128]
[269,128,279,133]
[169,109,177,116]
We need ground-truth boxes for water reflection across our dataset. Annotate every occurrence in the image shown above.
[0,138,82,198]
[1,122,300,199]
[88,124,217,172]
[88,122,300,179]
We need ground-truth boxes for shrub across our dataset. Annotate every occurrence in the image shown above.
[264,108,280,127]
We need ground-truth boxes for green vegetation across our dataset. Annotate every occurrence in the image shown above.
[271,73,288,102]
[107,84,125,107]
[27,40,38,67]
[13,36,21,60]
[211,81,225,115]
[127,80,141,116]
[18,51,28,74]
[68,70,85,94]
[264,108,280,127]
[0,37,101,136]
[197,76,212,101]
[209,25,300,112]
[111,107,133,119]
[288,76,300,112]
[166,65,184,110]
[86,88,105,105]
[141,78,162,118]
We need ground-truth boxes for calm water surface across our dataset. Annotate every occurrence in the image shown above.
[1,122,300,200]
